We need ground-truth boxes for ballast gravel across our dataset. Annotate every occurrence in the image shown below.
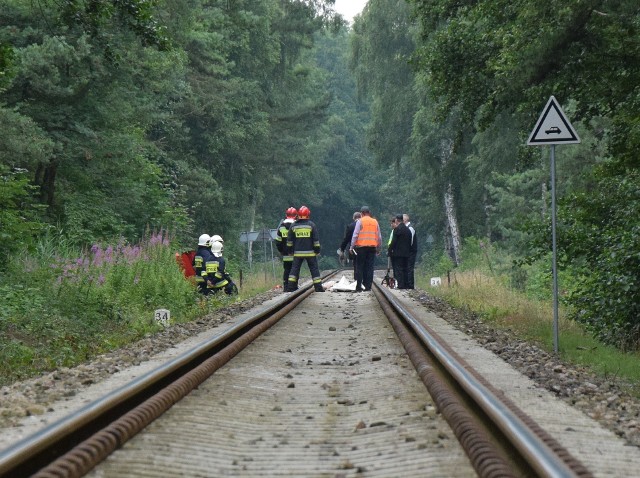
[0,286,639,453]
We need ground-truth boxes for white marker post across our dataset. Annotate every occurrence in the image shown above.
[527,96,580,354]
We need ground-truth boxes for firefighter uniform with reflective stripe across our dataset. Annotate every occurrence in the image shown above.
[276,218,295,289]
[286,218,323,292]
[193,246,215,295]
[205,255,229,292]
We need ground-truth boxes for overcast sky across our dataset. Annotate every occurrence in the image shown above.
[333,0,368,23]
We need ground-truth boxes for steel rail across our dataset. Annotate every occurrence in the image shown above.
[373,283,592,478]
[0,271,338,478]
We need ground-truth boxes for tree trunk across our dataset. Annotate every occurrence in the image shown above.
[541,181,548,219]
[440,139,462,266]
[484,188,492,240]
[247,193,257,266]
[444,183,462,266]
[36,157,58,207]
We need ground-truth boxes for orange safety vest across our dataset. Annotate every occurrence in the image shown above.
[355,216,379,247]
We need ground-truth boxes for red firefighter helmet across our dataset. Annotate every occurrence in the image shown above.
[298,206,310,219]
[286,207,298,219]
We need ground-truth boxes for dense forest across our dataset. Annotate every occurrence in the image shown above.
[350,0,639,349]
[1,0,638,354]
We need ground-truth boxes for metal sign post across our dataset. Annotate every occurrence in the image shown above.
[549,144,559,355]
[240,229,278,278]
[527,96,580,354]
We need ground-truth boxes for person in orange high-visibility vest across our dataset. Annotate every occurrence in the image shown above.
[349,206,382,291]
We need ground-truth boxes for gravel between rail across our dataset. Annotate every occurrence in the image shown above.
[1,285,639,453]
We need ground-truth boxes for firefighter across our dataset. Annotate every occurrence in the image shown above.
[275,207,297,290]
[286,205,324,292]
[193,234,213,295]
[206,241,235,294]
[210,234,224,247]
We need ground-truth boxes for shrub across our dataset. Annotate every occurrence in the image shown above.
[0,230,200,384]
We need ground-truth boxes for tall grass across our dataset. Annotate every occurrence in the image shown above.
[418,245,640,390]
[0,231,273,385]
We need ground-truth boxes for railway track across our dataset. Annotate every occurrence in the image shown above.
[1,270,639,477]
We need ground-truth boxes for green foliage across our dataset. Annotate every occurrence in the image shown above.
[59,0,171,51]
[561,169,640,349]
[351,0,417,169]
[420,248,454,277]
[0,231,199,384]
[0,41,14,88]
[0,166,46,268]
[0,106,55,169]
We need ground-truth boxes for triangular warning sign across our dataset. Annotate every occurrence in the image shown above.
[527,96,580,145]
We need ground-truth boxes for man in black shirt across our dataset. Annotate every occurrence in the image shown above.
[388,215,412,289]
[339,211,361,278]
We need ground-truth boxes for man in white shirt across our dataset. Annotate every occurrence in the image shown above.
[403,214,417,289]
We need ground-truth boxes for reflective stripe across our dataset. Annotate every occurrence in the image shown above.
[294,227,312,238]
[208,279,229,289]
[283,256,294,262]
[293,251,316,257]
[355,216,379,247]
[276,226,288,242]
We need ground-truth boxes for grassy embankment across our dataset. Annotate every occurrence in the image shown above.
[416,263,640,393]
[0,232,275,386]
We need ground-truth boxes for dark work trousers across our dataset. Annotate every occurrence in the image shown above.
[394,256,409,289]
[288,256,321,291]
[197,281,210,296]
[407,252,416,289]
[390,256,399,279]
[355,246,377,290]
[282,258,293,290]
[349,251,358,280]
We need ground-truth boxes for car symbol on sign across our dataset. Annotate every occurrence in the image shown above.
[545,126,561,134]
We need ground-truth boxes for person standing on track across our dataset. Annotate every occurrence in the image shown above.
[339,211,361,278]
[286,205,324,293]
[403,213,417,289]
[276,207,297,291]
[387,215,398,280]
[350,206,382,292]
[388,214,412,289]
